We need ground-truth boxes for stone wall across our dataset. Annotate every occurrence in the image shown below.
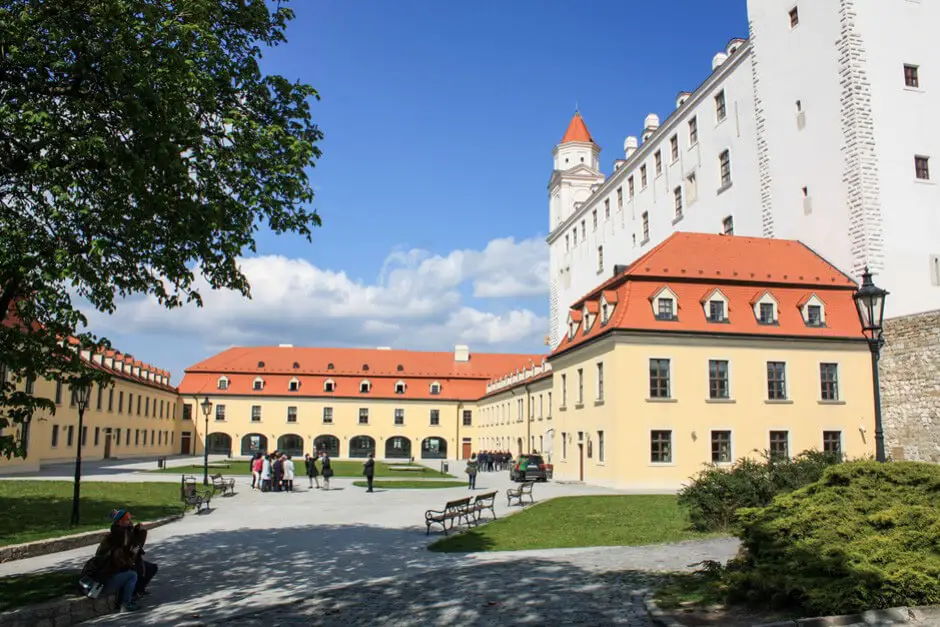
[879,309,940,462]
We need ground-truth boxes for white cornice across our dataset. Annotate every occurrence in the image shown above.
[546,40,753,245]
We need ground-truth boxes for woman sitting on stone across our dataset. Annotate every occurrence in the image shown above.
[80,509,142,612]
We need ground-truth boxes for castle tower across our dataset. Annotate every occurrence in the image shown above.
[548,112,605,348]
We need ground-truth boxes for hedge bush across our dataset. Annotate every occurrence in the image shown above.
[725,461,940,616]
[677,450,841,532]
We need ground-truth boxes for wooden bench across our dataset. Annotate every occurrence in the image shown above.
[506,481,535,507]
[424,497,472,535]
[468,491,497,524]
[180,476,211,513]
[211,473,236,496]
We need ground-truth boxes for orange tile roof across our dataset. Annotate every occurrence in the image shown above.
[180,347,546,401]
[553,233,866,357]
[560,112,594,144]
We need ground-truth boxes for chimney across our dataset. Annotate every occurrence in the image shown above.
[278,343,293,348]
[454,345,470,362]
[712,52,728,71]
[623,136,638,158]
[376,347,392,350]
[642,114,660,142]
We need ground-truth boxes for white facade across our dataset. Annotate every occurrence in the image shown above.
[547,0,940,349]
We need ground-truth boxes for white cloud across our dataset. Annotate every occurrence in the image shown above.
[87,235,550,355]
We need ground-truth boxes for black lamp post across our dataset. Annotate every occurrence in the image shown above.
[853,267,889,463]
[69,378,93,526]
[201,396,213,486]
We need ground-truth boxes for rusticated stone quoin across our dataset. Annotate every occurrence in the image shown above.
[879,310,940,462]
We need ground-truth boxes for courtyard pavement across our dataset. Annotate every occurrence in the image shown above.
[2,459,740,626]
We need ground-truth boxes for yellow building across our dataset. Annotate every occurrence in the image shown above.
[546,233,875,490]
[177,345,543,461]
[476,363,554,460]
[0,348,181,474]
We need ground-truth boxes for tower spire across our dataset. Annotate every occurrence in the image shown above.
[560,111,593,144]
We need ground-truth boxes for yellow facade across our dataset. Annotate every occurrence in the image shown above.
[183,394,479,461]
[0,371,181,474]
[548,333,875,490]
[476,369,554,460]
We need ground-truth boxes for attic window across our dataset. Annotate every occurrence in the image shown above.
[252,377,264,391]
[601,302,609,324]
[656,298,676,321]
[217,377,229,390]
[397,364,404,372]
[759,302,776,324]
[289,378,299,392]
[327,363,334,370]
[360,380,371,393]
[324,379,335,393]
[292,362,300,369]
[257,361,265,368]
[430,382,441,395]
[708,300,726,322]
[362,364,369,372]
[394,381,406,394]
[807,305,822,326]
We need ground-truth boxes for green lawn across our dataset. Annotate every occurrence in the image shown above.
[149,459,454,478]
[428,495,723,552]
[0,570,79,612]
[351,480,467,489]
[0,481,183,547]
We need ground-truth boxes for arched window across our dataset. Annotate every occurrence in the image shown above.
[359,380,371,393]
[257,361,265,368]
[288,377,300,392]
[397,364,404,372]
[323,379,335,393]
[429,381,441,395]
[394,380,406,394]
[327,363,334,370]
[362,364,370,371]
[292,362,300,369]
[252,377,264,391]
[217,377,229,390]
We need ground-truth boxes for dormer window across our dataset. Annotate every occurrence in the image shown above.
[799,294,827,327]
[656,298,676,321]
[288,378,300,392]
[327,363,334,370]
[324,379,335,393]
[362,364,369,371]
[360,380,371,393]
[601,302,609,324]
[217,377,229,390]
[759,302,775,324]
[394,381,406,394]
[397,364,404,372]
[708,300,726,322]
[252,377,264,391]
[807,305,822,325]
[292,362,300,369]
[257,361,265,368]
[430,382,441,395]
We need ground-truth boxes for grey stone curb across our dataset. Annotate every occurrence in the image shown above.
[0,513,183,564]
[755,605,940,626]
[643,592,684,627]
[0,594,118,627]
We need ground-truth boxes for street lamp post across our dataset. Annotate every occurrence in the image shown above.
[853,267,889,463]
[69,378,93,526]
[201,397,213,486]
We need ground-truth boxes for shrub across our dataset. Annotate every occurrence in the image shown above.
[678,450,841,532]
[725,461,940,616]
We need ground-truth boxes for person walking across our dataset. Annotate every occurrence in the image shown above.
[304,453,320,489]
[320,451,333,490]
[363,452,375,493]
[465,453,479,490]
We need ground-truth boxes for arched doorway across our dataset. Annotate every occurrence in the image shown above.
[207,433,232,456]
[277,434,304,457]
[349,435,375,458]
[241,433,268,456]
[421,437,447,459]
[314,434,339,457]
[517,437,523,458]
[385,436,411,459]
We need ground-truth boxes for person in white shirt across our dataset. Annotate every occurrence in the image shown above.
[283,455,295,492]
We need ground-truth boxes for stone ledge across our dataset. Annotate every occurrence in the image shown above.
[644,592,684,627]
[0,514,183,564]
[0,593,117,627]
[753,605,940,627]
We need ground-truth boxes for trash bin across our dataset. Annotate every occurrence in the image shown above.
[442,462,449,474]
[157,456,167,469]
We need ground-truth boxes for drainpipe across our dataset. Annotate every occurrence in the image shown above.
[456,401,462,460]
[523,382,531,454]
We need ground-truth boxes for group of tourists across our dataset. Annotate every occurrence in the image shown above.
[79,508,159,613]
[248,450,337,491]
[475,451,513,472]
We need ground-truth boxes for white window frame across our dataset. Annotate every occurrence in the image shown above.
[648,428,675,466]
[252,377,264,391]
[359,379,371,393]
[217,376,229,390]
[709,428,734,465]
[323,379,335,393]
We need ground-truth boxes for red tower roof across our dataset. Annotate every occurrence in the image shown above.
[560,112,594,144]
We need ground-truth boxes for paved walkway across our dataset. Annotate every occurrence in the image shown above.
[2,461,740,626]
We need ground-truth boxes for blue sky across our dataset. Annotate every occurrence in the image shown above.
[96,1,749,382]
